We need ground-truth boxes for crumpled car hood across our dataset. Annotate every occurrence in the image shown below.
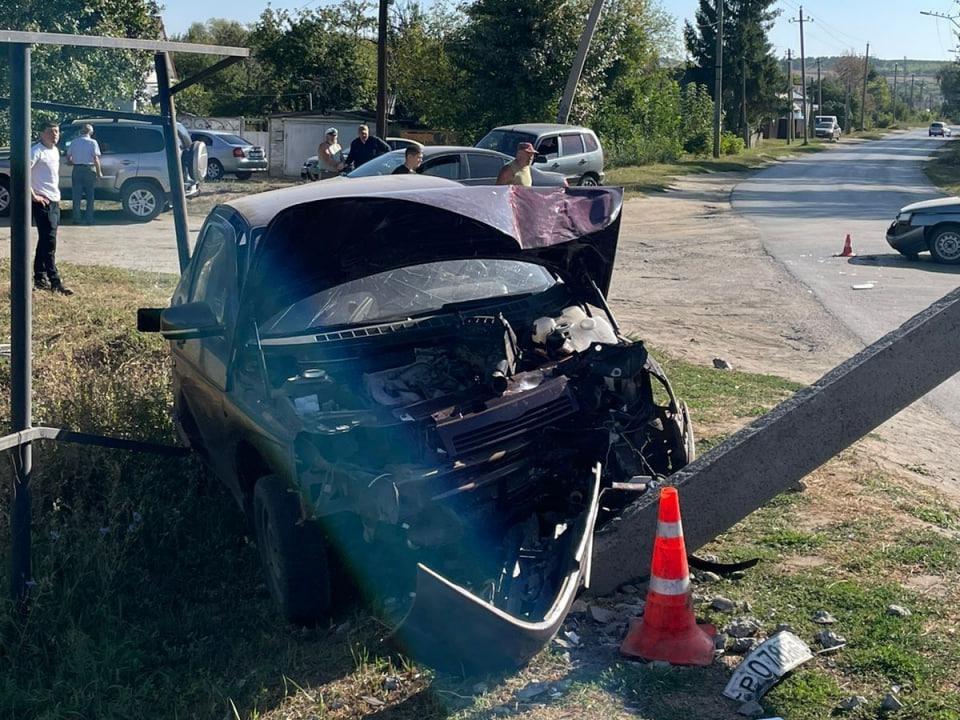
[246,185,623,322]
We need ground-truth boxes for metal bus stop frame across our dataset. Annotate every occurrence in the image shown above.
[2,30,248,606]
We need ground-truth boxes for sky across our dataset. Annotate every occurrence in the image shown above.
[161,0,960,62]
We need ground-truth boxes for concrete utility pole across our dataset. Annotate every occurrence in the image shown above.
[910,73,916,112]
[558,0,606,124]
[860,42,869,131]
[375,0,388,140]
[789,7,812,143]
[786,49,793,144]
[713,0,725,158]
[817,57,822,120]
[742,58,749,147]
[892,63,898,122]
[844,81,851,133]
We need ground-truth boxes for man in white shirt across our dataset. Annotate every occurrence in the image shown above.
[31,121,73,295]
[67,123,102,225]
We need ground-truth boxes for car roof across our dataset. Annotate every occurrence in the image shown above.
[224,174,462,228]
[377,146,510,159]
[490,123,595,136]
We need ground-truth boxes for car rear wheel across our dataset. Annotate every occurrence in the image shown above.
[929,225,960,264]
[121,180,163,222]
[578,173,600,187]
[205,159,225,182]
[235,170,252,180]
[253,475,331,625]
[0,175,10,217]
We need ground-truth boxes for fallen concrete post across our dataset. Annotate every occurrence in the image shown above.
[590,285,960,596]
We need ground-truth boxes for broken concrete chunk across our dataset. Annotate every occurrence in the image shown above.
[383,676,400,691]
[881,693,904,711]
[621,584,639,594]
[570,599,588,614]
[517,682,548,701]
[812,610,837,624]
[563,629,581,646]
[713,357,734,370]
[738,700,766,717]
[472,682,489,696]
[589,605,620,624]
[726,617,762,638]
[837,695,868,711]
[817,630,847,649]
[886,604,912,618]
[711,596,737,613]
[714,632,729,650]
[728,637,761,655]
[774,622,794,634]
[615,602,646,616]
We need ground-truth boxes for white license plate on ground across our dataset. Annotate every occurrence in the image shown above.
[724,631,814,702]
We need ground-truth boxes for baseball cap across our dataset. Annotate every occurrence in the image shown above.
[325,127,338,135]
[518,142,535,153]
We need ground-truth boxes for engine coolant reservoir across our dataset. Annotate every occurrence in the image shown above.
[531,306,618,355]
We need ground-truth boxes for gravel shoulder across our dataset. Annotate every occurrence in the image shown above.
[610,172,960,499]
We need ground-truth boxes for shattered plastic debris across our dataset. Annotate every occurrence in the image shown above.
[811,610,837,624]
[837,695,868,711]
[723,631,814,702]
[851,283,875,290]
[816,630,847,650]
[517,682,549,701]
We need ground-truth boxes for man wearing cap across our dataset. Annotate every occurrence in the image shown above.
[317,128,345,179]
[67,123,102,225]
[496,142,535,186]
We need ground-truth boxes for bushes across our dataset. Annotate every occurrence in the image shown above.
[680,83,714,155]
[720,131,746,155]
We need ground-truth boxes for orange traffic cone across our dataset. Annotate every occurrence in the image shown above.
[620,487,716,666]
[836,234,855,257]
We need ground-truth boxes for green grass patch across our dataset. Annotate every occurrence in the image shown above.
[924,140,960,196]
[605,138,830,194]
[881,530,960,574]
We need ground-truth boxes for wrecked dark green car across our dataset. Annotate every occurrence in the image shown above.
[139,176,694,671]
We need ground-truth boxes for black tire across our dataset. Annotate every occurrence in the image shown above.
[235,170,253,180]
[578,173,600,187]
[0,175,9,217]
[205,159,225,182]
[928,225,960,264]
[121,180,163,222]
[253,475,331,625]
[898,250,920,261]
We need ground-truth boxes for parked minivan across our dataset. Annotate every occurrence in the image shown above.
[475,123,604,186]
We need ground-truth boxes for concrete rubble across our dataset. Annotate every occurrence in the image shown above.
[837,695,868,711]
[726,617,762,637]
[811,610,837,624]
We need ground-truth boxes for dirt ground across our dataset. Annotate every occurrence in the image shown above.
[609,172,960,499]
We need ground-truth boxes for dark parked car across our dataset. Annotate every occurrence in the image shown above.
[138,176,693,671]
[929,122,952,137]
[886,197,960,264]
[346,146,568,186]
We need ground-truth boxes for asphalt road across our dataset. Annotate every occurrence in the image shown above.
[732,129,960,428]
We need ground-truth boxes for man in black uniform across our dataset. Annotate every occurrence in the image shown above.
[348,124,390,169]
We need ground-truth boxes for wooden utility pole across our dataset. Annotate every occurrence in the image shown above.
[558,0,606,123]
[789,6,811,143]
[742,58,749,147]
[817,57,822,120]
[892,63,898,122]
[844,81,851,133]
[713,0,724,158]
[859,43,869,131]
[786,49,793,144]
[375,0,388,140]
[910,73,916,112]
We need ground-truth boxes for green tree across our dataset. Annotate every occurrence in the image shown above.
[0,0,162,140]
[683,0,783,136]
[937,63,960,119]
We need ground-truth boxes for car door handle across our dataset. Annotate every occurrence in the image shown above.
[121,160,135,166]
[551,163,559,168]
[578,159,587,165]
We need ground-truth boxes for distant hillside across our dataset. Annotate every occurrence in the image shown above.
[813,56,952,76]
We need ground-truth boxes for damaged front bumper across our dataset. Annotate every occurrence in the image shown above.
[389,464,602,672]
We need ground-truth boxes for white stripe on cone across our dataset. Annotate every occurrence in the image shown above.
[648,574,691,596]
[657,520,683,538]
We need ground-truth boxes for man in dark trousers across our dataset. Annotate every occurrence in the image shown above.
[348,124,390,169]
[31,120,73,295]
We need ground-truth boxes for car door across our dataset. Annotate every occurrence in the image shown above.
[172,212,241,467]
[463,152,508,185]
[535,134,561,173]
[555,133,588,181]
[420,153,464,182]
[90,125,140,193]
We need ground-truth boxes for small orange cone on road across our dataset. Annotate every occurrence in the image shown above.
[836,233,855,257]
[620,487,716,666]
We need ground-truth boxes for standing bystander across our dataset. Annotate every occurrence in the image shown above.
[317,128,345,179]
[31,121,73,295]
[348,125,390,169]
[67,123,102,225]
[496,142,535,187]
[391,145,423,174]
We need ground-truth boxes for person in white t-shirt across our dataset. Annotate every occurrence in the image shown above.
[31,120,72,295]
[67,123,102,226]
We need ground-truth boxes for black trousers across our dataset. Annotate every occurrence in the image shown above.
[32,199,60,285]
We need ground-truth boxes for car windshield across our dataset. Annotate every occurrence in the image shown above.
[262,259,557,334]
[475,130,538,156]
[816,122,832,127]
[219,134,250,146]
[347,151,405,177]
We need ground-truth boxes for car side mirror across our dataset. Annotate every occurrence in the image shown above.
[158,302,224,340]
[137,307,163,332]
[534,154,548,164]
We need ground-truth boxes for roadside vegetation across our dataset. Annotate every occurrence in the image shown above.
[2,262,958,719]
[924,138,960,196]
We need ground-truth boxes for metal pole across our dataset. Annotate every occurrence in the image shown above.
[910,73,915,113]
[741,58,749,147]
[797,7,809,143]
[712,0,724,158]
[860,43,869,131]
[376,0,388,140]
[786,50,793,144]
[893,64,898,123]
[817,57,822,121]
[9,42,33,608]
[154,53,190,273]
[557,0,606,124]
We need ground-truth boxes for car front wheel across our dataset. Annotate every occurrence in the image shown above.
[253,475,331,625]
[121,180,163,222]
[929,225,960,264]
[0,175,10,217]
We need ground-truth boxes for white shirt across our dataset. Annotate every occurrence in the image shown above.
[30,142,61,202]
[68,135,101,166]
